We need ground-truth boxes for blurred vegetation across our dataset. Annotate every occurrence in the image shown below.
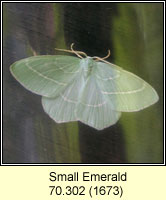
[112,3,163,162]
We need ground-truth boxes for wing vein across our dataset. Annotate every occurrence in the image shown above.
[95,73,120,81]
[102,82,146,94]
[26,61,66,86]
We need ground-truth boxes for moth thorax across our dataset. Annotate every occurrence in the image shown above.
[81,57,94,77]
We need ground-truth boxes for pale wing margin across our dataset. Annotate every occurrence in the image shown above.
[95,62,159,112]
[10,55,81,97]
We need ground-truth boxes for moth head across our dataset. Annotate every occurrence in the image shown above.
[80,57,94,77]
[81,56,94,68]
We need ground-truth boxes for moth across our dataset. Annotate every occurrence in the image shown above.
[10,44,159,130]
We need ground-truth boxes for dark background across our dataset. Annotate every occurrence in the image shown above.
[3,2,163,163]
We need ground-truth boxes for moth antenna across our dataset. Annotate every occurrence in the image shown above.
[55,47,74,54]
[70,43,83,58]
[70,43,75,51]
[93,50,111,61]
[102,50,111,60]
[93,56,113,65]
[55,44,87,59]
[71,43,88,58]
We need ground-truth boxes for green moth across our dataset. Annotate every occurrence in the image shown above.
[10,44,159,130]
